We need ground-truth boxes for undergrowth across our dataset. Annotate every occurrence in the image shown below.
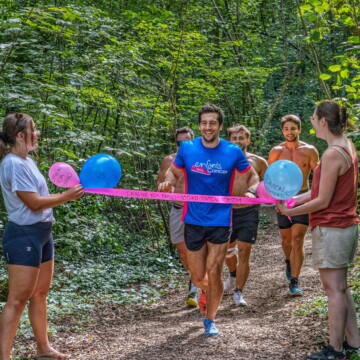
[0,234,185,359]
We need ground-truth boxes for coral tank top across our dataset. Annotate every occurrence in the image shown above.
[310,145,359,230]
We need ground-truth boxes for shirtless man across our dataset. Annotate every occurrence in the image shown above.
[156,127,198,306]
[223,125,268,306]
[268,115,319,296]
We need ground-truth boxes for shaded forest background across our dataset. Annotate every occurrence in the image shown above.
[0,0,359,341]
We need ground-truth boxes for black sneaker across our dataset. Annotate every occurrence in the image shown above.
[343,341,360,357]
[306,345,346,360]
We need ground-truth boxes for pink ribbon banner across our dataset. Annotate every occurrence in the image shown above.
[83,188,278,205]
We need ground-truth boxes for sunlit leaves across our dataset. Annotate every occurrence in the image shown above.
[348,36,360,44]
[299,0,360,105]
[328,65,341,72]
[319,73,331,80]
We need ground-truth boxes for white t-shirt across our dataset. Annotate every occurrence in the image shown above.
[0,154,54,225]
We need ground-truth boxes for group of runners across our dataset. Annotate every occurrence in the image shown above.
[157,105,319,336]
[0,102,358,360]
[157,102,359,360]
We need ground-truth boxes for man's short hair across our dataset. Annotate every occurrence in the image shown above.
[198,104,224,126]
[227,124,251,139]
[281,115,301,129]
[175,127,194,139]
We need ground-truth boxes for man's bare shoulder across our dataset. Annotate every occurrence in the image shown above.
[161,152,177,164]
[247,152,267,164]
[270,142,287,152]
[298,141,318,153]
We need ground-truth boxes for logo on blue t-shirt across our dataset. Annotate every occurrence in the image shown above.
[191,160,228,175]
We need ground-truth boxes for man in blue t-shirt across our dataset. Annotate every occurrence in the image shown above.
[158,104,259,337]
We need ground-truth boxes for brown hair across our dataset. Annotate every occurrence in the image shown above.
[281,114,301,129]
[227,124,251,139]
[315,100,356,135]
[198,104,224,126]
[0,113,33,159]
[175,127,194,140]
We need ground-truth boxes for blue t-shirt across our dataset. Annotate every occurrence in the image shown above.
[173,137,250,226]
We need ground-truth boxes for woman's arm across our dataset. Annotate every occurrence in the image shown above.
[277,149,342,216]
[292,190,312,206]
[16,185,83,212]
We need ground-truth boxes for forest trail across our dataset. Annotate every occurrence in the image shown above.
[54,207,328,359]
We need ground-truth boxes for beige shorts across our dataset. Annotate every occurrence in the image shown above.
[169,205,184,245]
[311,225,358,269]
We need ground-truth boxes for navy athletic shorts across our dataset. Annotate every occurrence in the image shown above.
[2,221,54,268]
[230,205,260,244]
[277,212,309,229]
[184,224,231,251]
[277,189,310,229]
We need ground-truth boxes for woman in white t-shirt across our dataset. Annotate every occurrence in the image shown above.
[0,113,83,360]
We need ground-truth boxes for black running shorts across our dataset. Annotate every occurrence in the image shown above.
[230,205,260,244]
[184,224,231,251]
[277,212,309,229]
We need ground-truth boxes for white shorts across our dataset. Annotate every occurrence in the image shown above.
[311,225,358,269]
[169,205,185,245]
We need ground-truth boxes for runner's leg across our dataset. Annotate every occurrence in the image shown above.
[235,241,252,291]
[206,242,228,320]
[289,224,307,278]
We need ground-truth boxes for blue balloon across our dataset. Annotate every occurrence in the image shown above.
[80,154,122,188]
[264,160,303,200]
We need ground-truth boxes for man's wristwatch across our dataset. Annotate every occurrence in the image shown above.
[246,188,257,196]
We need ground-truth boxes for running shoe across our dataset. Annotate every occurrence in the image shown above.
[223,275,236,294]
[199,290,206,314]
[305,345,346,360]
[343,341,360,357]
[186,291,198,307]
[233,289,247,307]
[289,278,302,297]
[202,318,220,337]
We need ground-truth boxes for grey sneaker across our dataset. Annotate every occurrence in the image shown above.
[224,275,236,294]
[233,289,247,306]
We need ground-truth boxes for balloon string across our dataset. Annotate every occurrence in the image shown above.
[83,188,278,205]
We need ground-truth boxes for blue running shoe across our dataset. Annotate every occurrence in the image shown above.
[202,318,220,337]
[289,278,302,297]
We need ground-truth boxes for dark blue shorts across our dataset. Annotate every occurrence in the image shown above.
[230,205,260,244]
[277,212,309,229]
[2,221,54,268]
[184,224,231,251]
[277,189,310,229]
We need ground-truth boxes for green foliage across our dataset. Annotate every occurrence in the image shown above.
[0,2,359,347]
[300,0,360,108]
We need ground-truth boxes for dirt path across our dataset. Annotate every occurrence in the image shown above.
[54,207,327,359]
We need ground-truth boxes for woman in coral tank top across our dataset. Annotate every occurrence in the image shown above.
[277,100,360,360]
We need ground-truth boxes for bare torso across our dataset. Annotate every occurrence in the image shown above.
[268,141,319,191]
[232,152,268,209]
